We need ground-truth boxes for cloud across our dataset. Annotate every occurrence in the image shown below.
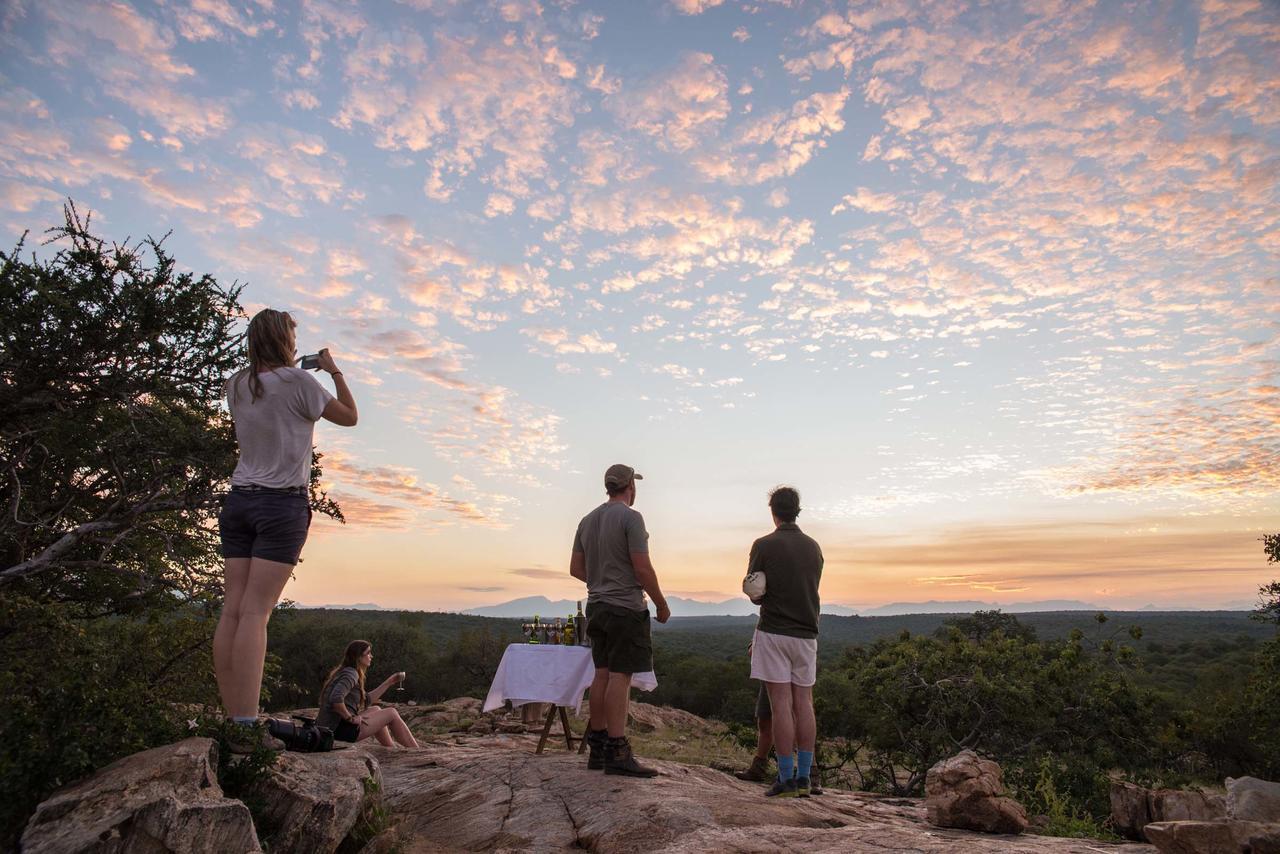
[333,18,579,198]
[670,0,726,14]
[0,179,60,213]
[520,327,618,355]
[322,493,414,529]
[323,454,501,525]
[172,0,277,41]
[37,0,233,139]
[823,517,1268,605]
[508,568,565,580]
[692,88,850,184]
[610,52,729,152]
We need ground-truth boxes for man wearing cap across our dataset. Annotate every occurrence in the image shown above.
[570,464,671,777]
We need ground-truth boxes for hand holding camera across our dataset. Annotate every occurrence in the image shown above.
[299,348,341,376]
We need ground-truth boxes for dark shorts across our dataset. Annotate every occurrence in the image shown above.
[755,683,772,721]
[586,601,653,675]
[218,487,311,565]
[334,719,359,743]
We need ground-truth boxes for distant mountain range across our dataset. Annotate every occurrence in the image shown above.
[457,595,1102,619]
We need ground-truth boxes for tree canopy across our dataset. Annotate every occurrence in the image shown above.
[0,205,243,613]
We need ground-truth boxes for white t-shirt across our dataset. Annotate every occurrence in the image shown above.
[227,367,334,489]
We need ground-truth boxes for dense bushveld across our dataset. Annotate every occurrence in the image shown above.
[264,603,1279,817]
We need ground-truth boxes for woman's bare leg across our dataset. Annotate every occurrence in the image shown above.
[226,557,294,719]
[215,558,251,716]
[357,707,419,748]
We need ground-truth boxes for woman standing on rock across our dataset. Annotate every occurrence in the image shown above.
[318,640,420,747]
[215,308,358,751]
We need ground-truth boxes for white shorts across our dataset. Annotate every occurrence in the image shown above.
[750,629,818,687]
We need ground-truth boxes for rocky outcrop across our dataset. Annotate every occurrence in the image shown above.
[924,750,1029,835]
[250,746,383,853]
[374,741,1138,852]
[20,738,260,854]
[1143,819,1280,853]
[24,703,1161,854]
[1227,776,1280,823]
[1111,781,1227,841]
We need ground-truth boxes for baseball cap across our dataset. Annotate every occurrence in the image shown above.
[604,464,643,488]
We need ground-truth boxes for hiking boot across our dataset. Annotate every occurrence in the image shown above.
[809,779,824,796]
[734,756,771,782]
[586,728,608,771]
[795,776,811,797]
[225,721,285,754]
[764,776,798,798]
[604,736,658,778]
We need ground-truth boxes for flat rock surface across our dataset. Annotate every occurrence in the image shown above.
[372,740,1155,853]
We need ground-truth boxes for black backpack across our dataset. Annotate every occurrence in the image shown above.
[267,715,335,752]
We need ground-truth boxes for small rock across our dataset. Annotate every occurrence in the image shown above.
[20,737,260,854]
[1227,776,1280,822]
[924,750,1028,835]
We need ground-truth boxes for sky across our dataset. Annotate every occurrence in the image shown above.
[1,0,1277,613]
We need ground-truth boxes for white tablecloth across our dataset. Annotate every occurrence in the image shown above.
[482,644,658,714]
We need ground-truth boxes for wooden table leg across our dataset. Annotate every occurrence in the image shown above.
[535,705,556,755]
[558,706,577,751]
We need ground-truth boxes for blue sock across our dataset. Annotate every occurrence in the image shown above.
[776,753,795,783]
[797,750,814,780]
[232,716,257,726]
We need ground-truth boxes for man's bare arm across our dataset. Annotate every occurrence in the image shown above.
[631,551,670,622]
[569,551,587,582]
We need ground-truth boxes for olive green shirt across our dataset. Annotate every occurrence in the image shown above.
[749,523,823,639]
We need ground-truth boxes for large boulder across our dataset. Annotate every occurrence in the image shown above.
[1144,819,1280,853]
[249,745,383,854]
[20,737,260,854]
[924,750,1029,835]
[1111,781,1153,839]
[1227,776,1280,822]
[1110,781,1228,841]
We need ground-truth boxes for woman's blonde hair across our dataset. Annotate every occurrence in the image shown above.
[230,308,296,403]
[320,639,370,712]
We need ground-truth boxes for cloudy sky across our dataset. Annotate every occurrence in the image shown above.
[2,0,1277,612]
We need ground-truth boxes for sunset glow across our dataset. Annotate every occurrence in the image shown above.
[2,0,1276,611]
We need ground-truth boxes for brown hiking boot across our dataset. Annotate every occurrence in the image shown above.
[586,728,608,770]
[734,756,770,782]
[604,736,658,777]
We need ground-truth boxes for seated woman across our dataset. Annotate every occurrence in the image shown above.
[317,640,419,747]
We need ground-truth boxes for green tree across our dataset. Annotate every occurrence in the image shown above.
[0,204,243,612]
[0,205,342,842]
[818,620,1168,820]
[940,609,1037,643]
[1254,533,1279,628]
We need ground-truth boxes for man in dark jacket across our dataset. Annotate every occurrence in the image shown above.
[746,486,823,798]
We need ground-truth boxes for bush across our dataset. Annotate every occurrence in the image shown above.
[816,616,1171,823]
[0,594,218,848]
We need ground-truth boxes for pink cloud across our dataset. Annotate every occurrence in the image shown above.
[610,52,729,152]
